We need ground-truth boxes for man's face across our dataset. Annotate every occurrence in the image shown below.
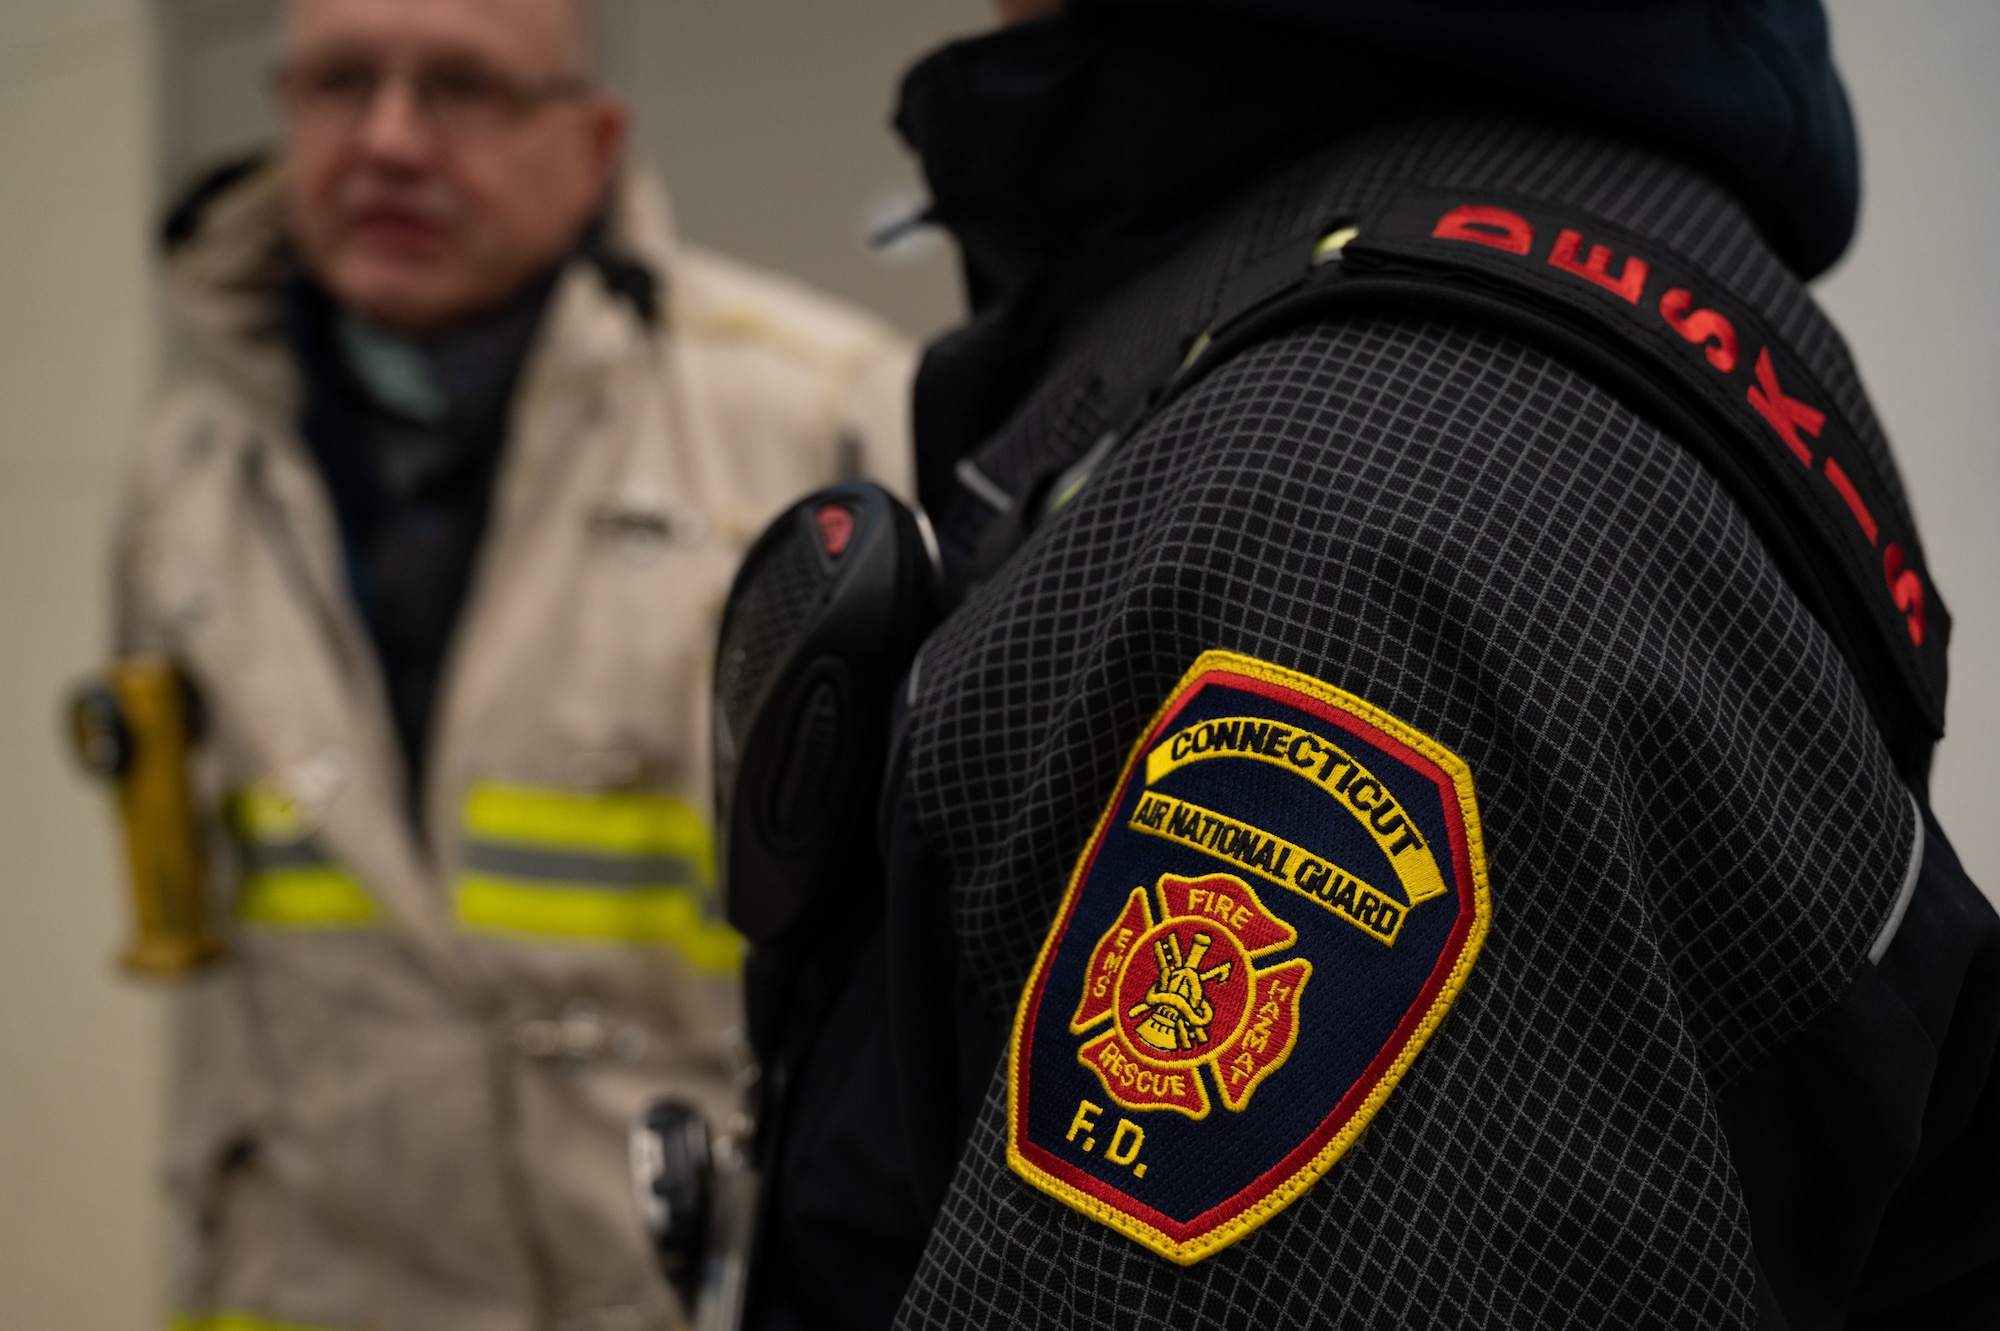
[280,0,627,332]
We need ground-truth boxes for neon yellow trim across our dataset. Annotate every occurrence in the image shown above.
[236,869,381,929]
[463,783,714,876]
[172,1311,340,1331]
[1006,649,1492,1265]
[1313,225,1360,262]
[455,877,742,972]
[228,785,309,844]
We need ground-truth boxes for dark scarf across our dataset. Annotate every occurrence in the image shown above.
[289,265,556,822]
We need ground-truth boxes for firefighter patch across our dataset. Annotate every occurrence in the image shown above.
[1007,650,1490,1263]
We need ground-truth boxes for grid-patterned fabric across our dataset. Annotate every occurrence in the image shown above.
[896,118,1917,1329]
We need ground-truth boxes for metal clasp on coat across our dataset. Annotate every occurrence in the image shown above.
[515,1000,649,1069]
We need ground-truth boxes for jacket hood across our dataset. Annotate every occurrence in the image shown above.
[895,2,1857,512]
[898,7,1433,508]
[1082,0,1859,279]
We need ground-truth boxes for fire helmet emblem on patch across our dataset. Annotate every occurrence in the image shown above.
[1008,650,1491,1263]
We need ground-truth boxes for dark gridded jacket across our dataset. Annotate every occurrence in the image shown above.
[871,115,2000,1330]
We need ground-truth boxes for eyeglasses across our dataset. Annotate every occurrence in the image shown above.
[276,54,591,140]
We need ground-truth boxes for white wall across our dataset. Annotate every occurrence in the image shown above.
[0,1,165,1328]
[595,0,989,340]
[1819,0,2000,898]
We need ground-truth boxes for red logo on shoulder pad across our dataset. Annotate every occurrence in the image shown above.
[1008,651,1490,1263]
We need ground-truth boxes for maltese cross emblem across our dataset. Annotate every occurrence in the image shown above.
[1071,872,1311,1119]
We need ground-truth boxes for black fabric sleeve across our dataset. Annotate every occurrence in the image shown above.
[1720,804,2000,1331]
[747,926,934,1331]
[895,313,1929,1328]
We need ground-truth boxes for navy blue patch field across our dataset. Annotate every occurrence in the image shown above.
[1007,650,1491,1262]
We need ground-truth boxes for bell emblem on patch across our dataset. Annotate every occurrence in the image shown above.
[1132,929,1228,1051]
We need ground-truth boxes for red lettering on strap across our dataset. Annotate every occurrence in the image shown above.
[1548,228,1649,304]
[1658,288,1740,373]
[1883,544,1926,646]
[1432,205,1534,256]
[1746,348,1824,467]
[1822,458,1879,546]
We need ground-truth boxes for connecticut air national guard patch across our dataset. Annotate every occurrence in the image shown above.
[1008,651,1490,1263]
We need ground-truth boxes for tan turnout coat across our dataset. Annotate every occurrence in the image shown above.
[115,164,914,1331]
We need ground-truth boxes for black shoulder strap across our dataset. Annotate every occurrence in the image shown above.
[1009,189,1949,779]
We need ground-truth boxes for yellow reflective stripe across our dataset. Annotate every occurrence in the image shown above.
[226,782,377,929]
[227,784,310,844]
[463,782,712,872]
[456,876,743,973]
[172,1313,340,1331]
[237,868,381,929]
[456,783,738,966]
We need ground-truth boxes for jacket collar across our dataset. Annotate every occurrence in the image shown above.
[165,162,687,425]
[895,8,1426,512]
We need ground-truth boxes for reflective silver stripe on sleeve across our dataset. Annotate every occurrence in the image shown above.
[1868,791,1925,965]
[462,840,700,890]
[954,457,1015,514]
[239,839,334,873]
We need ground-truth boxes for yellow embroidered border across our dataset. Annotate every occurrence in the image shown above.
[1006,649,1492,1264]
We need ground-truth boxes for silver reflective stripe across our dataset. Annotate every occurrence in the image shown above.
[463,840,699,890]
[1868,791,1925,965]
[906,643,925,708]
[1043,430,1121,518]
[239,839,332,873]
[954,457,1015,514]
[913,503,944,578]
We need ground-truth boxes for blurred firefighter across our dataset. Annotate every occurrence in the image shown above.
[111,0,913,1326]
